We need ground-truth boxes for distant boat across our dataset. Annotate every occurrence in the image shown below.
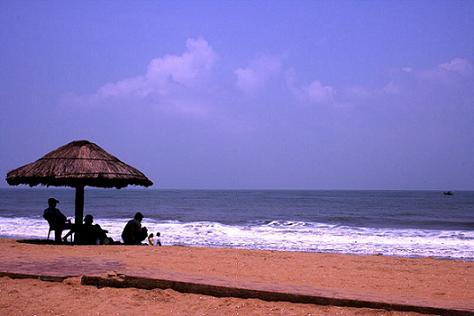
[443,191,454,196]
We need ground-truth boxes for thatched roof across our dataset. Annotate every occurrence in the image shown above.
[6,140,153,189]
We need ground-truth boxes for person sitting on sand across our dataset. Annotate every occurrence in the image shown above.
[147,233,154,246]
[121,212,148,245]
[147,232,162,246]
[43,197,72,243]
[76,214,111,245]
[154,232,162,246]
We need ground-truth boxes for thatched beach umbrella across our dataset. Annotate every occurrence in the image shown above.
[6,140,153,227]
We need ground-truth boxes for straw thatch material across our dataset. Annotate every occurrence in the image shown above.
[6,140,153,189]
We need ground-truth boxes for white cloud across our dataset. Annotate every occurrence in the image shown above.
[289,57,473,109]
[98,76,149,99]
[377,57,474,99]
[97,38,216,100]
[305,80,335,103]
[235,68,260,93]
[439,58,473,76]
[146,38,216,86]
[234,55,282,94]
[62,38,219,118]
[286,69,335,105]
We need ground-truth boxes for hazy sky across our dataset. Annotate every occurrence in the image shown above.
[1,1,473,190]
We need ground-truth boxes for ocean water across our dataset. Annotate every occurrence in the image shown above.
[0,188,473,260]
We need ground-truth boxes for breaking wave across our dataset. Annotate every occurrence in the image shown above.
[1,216,473,260]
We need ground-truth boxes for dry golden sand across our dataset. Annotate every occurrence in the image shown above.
[0,238,472,315]
[0,277,420,316]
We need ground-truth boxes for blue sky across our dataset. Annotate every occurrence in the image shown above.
[1,1,473,190]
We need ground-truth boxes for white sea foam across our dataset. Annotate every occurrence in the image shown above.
[1,216,473,260]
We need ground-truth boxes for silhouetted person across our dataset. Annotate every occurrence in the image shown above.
[43,198,72,243]
[147,232,162,246]
[121,212,148,245]
[76,214,110,245]
[147,233,154,246]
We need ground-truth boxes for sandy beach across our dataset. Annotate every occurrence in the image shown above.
[2,1,474,314]
[0,277,420,316]
[0,238,472,315]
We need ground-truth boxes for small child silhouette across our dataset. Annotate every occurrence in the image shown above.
[154,232,162,246]
[147,233,154,246]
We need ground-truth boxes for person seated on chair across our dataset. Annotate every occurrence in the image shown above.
[76,214,111,245]
[43,197,72,243]
[121,212,148,245]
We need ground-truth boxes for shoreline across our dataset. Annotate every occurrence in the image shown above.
[2,235,472,263]
[0,238,473,314]
[2,190,472,261]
